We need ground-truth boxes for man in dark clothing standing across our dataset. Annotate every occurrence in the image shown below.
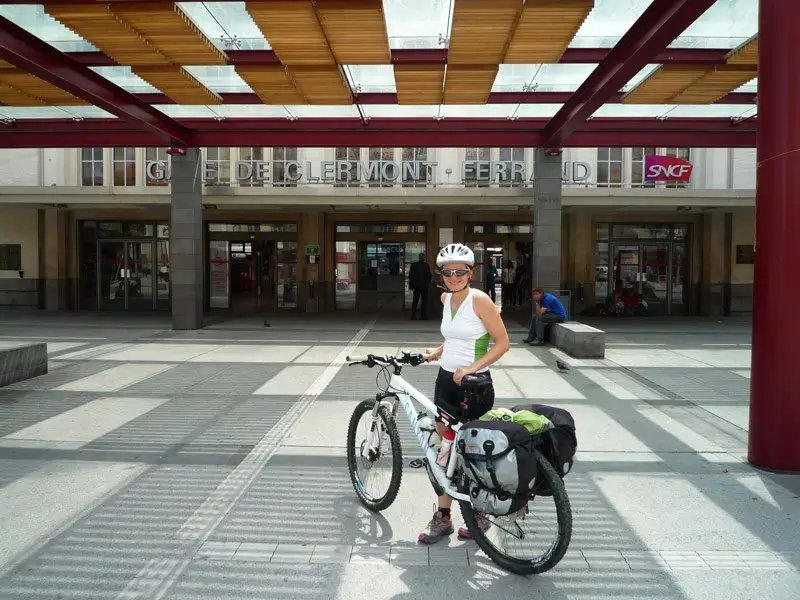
[408,253,432,320]
[523,288,567,345]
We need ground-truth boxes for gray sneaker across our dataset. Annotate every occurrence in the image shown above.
[418,511,454,544]
[458,513,491,539]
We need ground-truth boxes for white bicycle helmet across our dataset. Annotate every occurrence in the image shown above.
[436,243,475,267]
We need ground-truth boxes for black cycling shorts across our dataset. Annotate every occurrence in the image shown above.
[434,367,495,422]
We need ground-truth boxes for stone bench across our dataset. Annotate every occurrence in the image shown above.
[0,342,48,387]
[551,322,605,359]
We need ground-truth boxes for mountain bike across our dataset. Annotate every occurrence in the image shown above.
[345,351,572,575]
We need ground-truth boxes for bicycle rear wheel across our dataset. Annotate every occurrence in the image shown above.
[459,449,572,575]
[346,399,403,511]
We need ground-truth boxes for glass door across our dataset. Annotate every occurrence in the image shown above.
[99,240,157,310]
[99,241,126,309]
[640,243,670,315]
[126,241,155,310]
[403,241,426,309]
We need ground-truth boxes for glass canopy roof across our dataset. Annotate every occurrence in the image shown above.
[0,0,759,122]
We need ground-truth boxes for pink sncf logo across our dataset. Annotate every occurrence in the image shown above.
[644,155,694,182]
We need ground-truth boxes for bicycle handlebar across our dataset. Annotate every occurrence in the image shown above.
[346,352,427,367]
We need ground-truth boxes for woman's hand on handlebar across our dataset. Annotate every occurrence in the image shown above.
[425,346,443,363]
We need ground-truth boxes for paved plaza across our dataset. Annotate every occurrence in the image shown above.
[0,312,797,599]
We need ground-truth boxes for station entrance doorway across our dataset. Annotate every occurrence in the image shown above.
[465,223,533,310]
[207,222,298,314]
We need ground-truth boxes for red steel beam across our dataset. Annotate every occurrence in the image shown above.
[541,0,717,149]
[0,16,191,146]
[126,90,754,105]
[0,117,756,148]
[68,47,733,67]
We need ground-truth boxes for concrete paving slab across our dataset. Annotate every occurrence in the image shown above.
[0,460,146,572]
[3,397,169,445]
[506,367,587,400]
[188,344,310,363]
[253,365,328,395]
[54,362,175,392]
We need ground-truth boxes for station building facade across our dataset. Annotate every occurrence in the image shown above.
[0,145,755,318]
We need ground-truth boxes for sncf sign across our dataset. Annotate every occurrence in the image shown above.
[644,155,694,182]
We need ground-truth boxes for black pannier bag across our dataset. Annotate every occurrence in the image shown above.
[511,403,577,494]
[455,419,538,516]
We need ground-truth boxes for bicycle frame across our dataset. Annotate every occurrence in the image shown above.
[367,371,471,503]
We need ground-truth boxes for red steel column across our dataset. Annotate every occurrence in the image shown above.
[748,0,800,471]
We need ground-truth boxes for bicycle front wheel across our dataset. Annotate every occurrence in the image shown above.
[459,449,573,576]
[346,398,403,511]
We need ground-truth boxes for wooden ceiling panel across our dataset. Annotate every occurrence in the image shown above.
[448,0,522,65]
[314,0,391,64]
[393,64,444,104]
[290,66,352,104]
[45,4,169,66]
[0,70,87,105]
[111,3,227,66]
[505,0,594,63]
[235,65,307,104]
[246,1,335,65]
[0,82,45,106]
[672,66,757,104]
[133,66,223,105]
[443,65,498,104]
[622,65,707,104]
[726,35,758,66]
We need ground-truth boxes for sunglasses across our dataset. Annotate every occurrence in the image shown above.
[441,268,470,277]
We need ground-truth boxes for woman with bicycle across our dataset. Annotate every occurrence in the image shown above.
[418,243,510,544]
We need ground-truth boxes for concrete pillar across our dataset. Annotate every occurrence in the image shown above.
[749,0,800,472]
[39,209,68,310]
[567,210,594,313]
[700,211,728,317]
[170,148,204,330]
[532,148,563,294]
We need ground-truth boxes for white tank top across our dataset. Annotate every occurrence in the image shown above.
[440,288,490,373]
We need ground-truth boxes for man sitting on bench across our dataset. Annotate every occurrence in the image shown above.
[523,288,567,346]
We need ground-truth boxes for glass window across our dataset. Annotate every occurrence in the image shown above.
[597,147,622,187]
[401,147,431,188]
[335,223,425,234]
[470,224,532,234]
[612,224,672,240]
[632,147,657,188]
[272,147,298,187]
[335,147,360,187]
[157,224,170,238]
[145,147,169,186]
[498,148,525,187]
[464,147,491,188]
[673,224,689,240]
[335,241,357,310]
[596,223,610,241]
[276,241,297,309]
[113,147,136,186]
[205,147,230,185]
[0,244,21,271]
[368,147,396,188]
[124,223,154,237]
[595,241,609,308]
[237,147,264,187]
[208,223,297,233]
[81,147,103,186]
[97,222,124,238]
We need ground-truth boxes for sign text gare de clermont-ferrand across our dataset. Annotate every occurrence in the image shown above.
[145,159,592,185]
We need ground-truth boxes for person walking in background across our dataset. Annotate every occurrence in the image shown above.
[502,260,516,307]
[409,253,432,320]
[485,261,498,303]
[523,288,567,345]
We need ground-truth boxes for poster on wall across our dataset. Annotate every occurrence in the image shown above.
[209,241,229,309]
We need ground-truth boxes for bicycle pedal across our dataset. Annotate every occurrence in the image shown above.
[409,458,425,469]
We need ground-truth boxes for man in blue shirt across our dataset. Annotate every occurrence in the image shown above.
[523,288,567,345]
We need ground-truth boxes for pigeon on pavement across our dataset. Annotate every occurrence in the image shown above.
[556,359,570,372]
